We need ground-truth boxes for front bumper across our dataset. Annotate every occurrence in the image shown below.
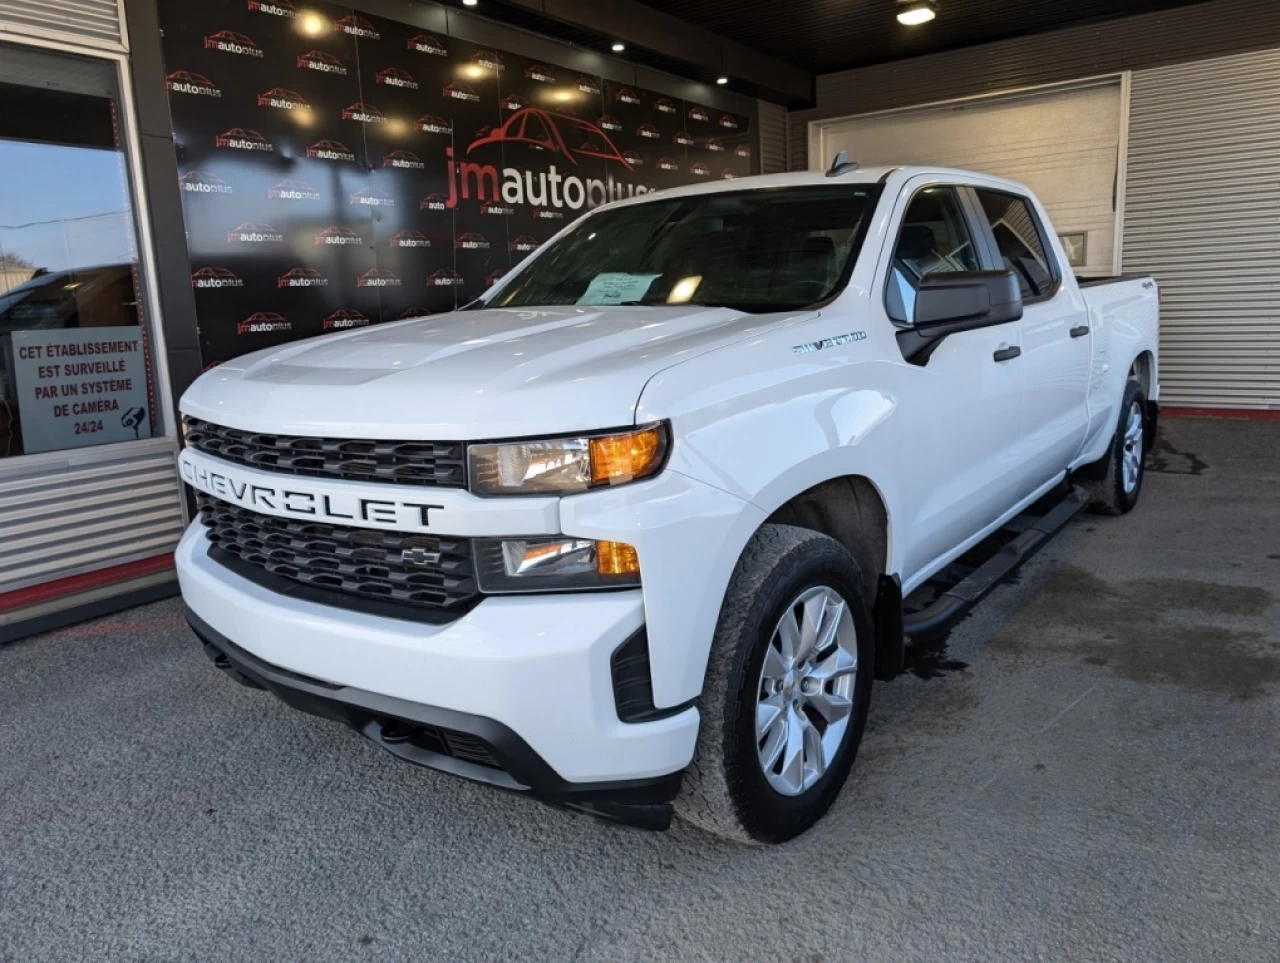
[187,609,684,829]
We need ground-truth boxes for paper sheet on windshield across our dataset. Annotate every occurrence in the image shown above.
[577,272,660,305]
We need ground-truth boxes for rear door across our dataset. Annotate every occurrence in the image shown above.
[970,187,1091,490]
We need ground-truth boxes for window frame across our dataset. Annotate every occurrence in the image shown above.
[969,186,1064,306]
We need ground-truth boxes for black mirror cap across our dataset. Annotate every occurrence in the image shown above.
[914,269,1024,331]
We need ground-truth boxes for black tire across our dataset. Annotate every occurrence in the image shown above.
[675,524,875,844]
[1078,379,1148,516]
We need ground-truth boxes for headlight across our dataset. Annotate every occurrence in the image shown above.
[467,423,668,495]
[474,536,641,593]
[179,414,191,448]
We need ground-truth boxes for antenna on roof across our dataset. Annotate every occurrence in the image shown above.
[826,151,860,177]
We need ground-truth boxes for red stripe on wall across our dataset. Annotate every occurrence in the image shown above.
[1163,407,1280,421]
[0,554,175,613]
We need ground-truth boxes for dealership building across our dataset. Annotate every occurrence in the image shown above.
[0,0,1277,640]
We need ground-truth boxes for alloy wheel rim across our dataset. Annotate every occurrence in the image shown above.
[1122,401,1144,494]
[755,585,858,797]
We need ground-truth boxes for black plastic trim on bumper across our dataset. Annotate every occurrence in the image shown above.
[186,609,685,830]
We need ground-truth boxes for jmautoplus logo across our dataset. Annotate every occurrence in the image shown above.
[227,221,283,243]
[481,199,514,216]
[471,50,502,70]
[614,88,641,105]
[599,115,622,132]
[248,0,295,16]
[377,67,418,89]
[428,268,464,287]
[315,226,362,245]
[342,103,385,124]
[721,169,738,180]
[486,269,506,287]
[278,267,327,288]
[350,188,394,207]
[657,156,680,171]
[166,70,221,97]
[358,268,401,288]
[191,267,243,289]
[444,82,479,103]
[509,235,538,253]
[502,94,529,112]
[688,105,710,122]
[735,144,751,158]
[623,150,643,167]
[575,76,601,95]
[706,138,725,152]
[298,50,347,74]
[531,208,563,221]
[415,114,451,134]
[637,124,659,140]
[390,230,430,248]
[719,114,740,129]
[306,139,355,161]
[690,161,711,176]
[324,310,369,330]
[672,131,694,146]
[203,30,263,57]
[258,87,310,110]
[397,307,430,320]
[216,128,273,151]
[408,33,446,55]
[655,98,677,114]
[383,150,424,169]
[456,232,490,250]
[525,64,556,83]
[420,193,448,211]
[238,311,290,335]
[269,179,320,200]
[335,14,378,38]
[179,171,232,194]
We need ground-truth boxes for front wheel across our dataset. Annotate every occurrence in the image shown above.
[1078,378,1147,515]
[675,525,875,844]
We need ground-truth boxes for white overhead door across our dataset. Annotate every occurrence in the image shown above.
[813,81,1124,277]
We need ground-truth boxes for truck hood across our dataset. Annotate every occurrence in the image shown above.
[181,305,814,439]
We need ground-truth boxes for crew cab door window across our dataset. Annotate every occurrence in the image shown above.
[975,190,1060,302]
[886,187,981,323]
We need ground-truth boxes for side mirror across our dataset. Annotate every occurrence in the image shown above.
[897,270,1024,366]
[914,269,1024,330]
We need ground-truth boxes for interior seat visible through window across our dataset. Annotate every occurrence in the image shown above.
[886,187,980,323]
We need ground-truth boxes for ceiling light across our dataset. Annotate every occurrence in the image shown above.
[611,42,625,52]
[897,0,936,25]
[462,0,478,6]
[716,76,728,85]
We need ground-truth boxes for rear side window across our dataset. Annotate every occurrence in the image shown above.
[976,190,1059,301]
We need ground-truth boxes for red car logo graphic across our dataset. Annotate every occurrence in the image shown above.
[689,161,711,176]
[598,115,622,131]
[314,226,362,245]
[574,76,601,95]
[485,269,506,287]
[470,50,502,70]
[390,230,430,248]
[227,221,282,242]
[277,267,327,288]
[357,268,401,287]
[509,235,539,252]
[718,114,740,129]
[501,93,529,112]
[688,105,710,122]
[215,128,272,150]
[258,87,310,109]
[455,233,489,250]
[396,306,431,320]
[672,131,694,146]
[735,144,751,158]
[237,311,290,335]
[166,70,220,95]
[525,64,556,83]
[468,108,633,170]
[203,31,262,56]
[444,82,479,103]
[706,138,726,152]
[383,149,424,169]
[307,139,355,161]
[428,268,465,287]
[622,150,643,167]
[376,67,417,89]
[654,98,676,114]
[636,124,660,140]
[191,267,242,288]
[179,171,232,193]
[408,33,446,55]
[334,14,378,38]
[614,87,641,105]
[350,187,394,206]
[269,179,320,199]
[415,114,451,134]
[342,103,385,123]
[323,309,369,330]
[298,50,346,74]
[420,193,448,210]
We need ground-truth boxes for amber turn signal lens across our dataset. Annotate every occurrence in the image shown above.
[596,540,640,576]
[588,425,666,486]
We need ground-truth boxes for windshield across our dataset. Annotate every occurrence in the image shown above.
[488,185,880,314]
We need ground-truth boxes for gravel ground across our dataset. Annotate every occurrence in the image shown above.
[2,416,1279,963]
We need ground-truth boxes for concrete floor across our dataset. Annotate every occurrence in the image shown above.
[2,417,1278,963]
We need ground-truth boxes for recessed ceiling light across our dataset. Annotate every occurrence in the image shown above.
[897,0,937,25]
[611,42,626,52]
[716,76,728,85]
[462,0,478,6]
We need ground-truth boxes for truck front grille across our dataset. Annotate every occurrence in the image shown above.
[196,492,479,618]
[184,417,466,488]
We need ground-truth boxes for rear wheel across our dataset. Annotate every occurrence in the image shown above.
[676,525,875,843]
[1079,378,1147,515]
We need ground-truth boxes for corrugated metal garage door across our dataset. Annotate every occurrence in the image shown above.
[0,0,124,49]
[812,81,1123,277]
[1125,47,1280,409]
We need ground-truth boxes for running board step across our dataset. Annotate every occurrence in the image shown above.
[902,485,1090,646]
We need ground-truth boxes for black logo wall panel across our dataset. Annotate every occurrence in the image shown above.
[159,0,753,367]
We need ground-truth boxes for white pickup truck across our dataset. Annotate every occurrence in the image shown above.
[177,163,1159,843]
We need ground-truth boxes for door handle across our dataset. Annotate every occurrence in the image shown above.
[1070,325,1090,339]
[992,345,1022,362]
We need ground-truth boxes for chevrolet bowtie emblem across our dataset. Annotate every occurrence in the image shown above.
[401,546,441,566]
